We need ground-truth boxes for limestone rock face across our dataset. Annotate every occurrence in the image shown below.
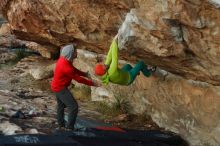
[118,0,220,86]
[19,56,56,80]
[0,23,56,58]
[25,42,57,59]
[1,0,220,145]
[0,121,22,135]
[74,49,220,146]
[0,23,25,48]
[1,0,220,85]
[0,0,134,53]
[0,12,6,25]
[29,63,55,80]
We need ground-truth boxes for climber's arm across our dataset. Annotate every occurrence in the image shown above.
[108,39,118,75]
[104,43,112,66]
[105,34,118,67]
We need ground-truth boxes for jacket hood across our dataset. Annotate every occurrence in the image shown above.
[60,44,75,61]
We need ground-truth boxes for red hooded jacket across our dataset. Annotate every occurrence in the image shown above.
[51,56,94,92]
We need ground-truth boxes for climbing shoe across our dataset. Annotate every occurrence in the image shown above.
[148,66,157,72]
[150,66,157,72]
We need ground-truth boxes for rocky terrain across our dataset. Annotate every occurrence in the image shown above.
[0,51,161,136]
[0,53,57,135]
[1,0,220,145]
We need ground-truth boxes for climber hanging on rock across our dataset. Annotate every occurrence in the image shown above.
[94,34,156,85]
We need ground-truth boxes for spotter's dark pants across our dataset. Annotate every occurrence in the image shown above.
[55,87,78,129]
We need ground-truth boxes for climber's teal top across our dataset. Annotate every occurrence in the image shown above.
[101,39,131,85]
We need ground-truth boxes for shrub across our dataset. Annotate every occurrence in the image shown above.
[96,96,131,117]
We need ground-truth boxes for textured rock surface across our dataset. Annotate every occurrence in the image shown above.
[74,49,220,146]
[1,0,220,145]
[0,13,6,25]
[0,50,16,64]
[28,59,55,80]
[0,23,56,58]
[25,42,57,59]
[0,23,25,48]
[1,0,220,85]
[0,0,134,54]
[0,121,22,135]
[118,0,220,86]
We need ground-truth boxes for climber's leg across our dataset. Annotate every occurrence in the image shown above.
[128,61,152,84]
[121,64,133,72]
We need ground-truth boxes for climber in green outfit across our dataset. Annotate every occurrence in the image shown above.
[94,35,156,85]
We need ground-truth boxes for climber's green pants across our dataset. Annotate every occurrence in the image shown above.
[121,61,151,85]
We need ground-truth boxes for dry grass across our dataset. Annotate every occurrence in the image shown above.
[95,96,131,118]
